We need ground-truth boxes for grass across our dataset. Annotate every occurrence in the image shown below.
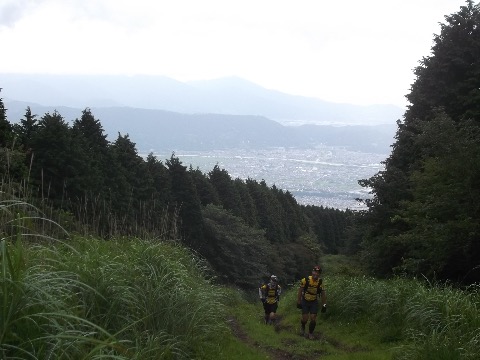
[320,271,480,360]
[224,284,394,360]
[224,259,480,360]
[2,193,479,360]
[0,233,229,359]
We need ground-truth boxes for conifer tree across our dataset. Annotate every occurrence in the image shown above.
[189,165,220,206]
[208,165,244,217]
[0,89,13,148]
[0,91,26,180]
[201,204,271,288]
[246,179,285,243]
[166,154,204,248]
[145,153,171,206]
[71,108,110,198]
[29,111,78,205]
[108,133,151,230]
[234,178,258,227]
[13,107,39,151]
[359,1,480,281]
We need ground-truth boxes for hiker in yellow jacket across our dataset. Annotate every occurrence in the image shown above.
[296,265,327,339]
[259,275,281,325]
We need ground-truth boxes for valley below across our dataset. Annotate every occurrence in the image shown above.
[149,146,388,210]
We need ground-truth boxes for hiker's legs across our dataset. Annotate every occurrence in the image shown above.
[300,299,313,335]
[264,303,277,324]
[263,302,270,323]
[269,303,278,324]
[300,313,309,334]
[269,311,276,324]
[301,300,318,339]
[307,301,319,336]
[308,313,318,336]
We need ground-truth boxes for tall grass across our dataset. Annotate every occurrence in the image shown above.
[326,275,480,359]
[1,235,228,359]
[58,237,227,358]
[1,193,228,359]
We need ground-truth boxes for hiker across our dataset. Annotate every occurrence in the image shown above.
[296,265,327,339]
[259,275,281,324]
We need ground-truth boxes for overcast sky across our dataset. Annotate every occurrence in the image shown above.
[0,0,469,107]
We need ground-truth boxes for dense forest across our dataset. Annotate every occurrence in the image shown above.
[1,0,480,289]
[0,93,351,288]
[358,0,480,284]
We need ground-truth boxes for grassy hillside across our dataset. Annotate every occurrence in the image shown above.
[1,198,479,359]
[3,234,480,360]
[0,235,230,359]
[226,257,480,359]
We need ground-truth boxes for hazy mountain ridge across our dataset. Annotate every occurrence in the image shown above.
[5,99,396,154]
[1,73,404,125]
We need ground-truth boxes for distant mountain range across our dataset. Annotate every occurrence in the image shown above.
[1,73,402,154]
[1,73,404,125]
[4,99,396,154]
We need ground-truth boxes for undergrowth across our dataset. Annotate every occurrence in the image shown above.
[225,261,480,360]
[0,233,228,359]
[2,196,479,360]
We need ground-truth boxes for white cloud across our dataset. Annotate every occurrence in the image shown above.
[0,0,44,27]
[0,0,469,107]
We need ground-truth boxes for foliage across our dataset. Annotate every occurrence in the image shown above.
[2,197,480,359]
[0,100,351,286]
[0,94,26,180]
[358,0,480,283]
[0,234,228,359]
[390,115,480,281]
[0,90,14,148]
[201,204,270,288]
[167,154,205,249]
[324,275,480,359]
[303,205,353,254]
[228,279,394,359]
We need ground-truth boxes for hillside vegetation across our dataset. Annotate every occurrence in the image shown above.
[0,99,351,289]
[0,234,227,358]
[357,0,480,284]
[228,263,480,360]
[2,222,479,359]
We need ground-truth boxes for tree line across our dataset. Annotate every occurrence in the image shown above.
[0,99,351,288]
[357,0,480,284]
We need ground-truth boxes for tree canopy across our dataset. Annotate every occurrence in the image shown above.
[359,0,480,283]
[1,102,350,289]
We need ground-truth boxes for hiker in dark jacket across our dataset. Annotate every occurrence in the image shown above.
[296,265,327,339]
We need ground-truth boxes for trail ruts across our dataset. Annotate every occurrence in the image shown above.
[227,315,369,360]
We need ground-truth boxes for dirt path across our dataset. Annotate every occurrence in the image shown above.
[227,315,368,360]
[228,316,309,360]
